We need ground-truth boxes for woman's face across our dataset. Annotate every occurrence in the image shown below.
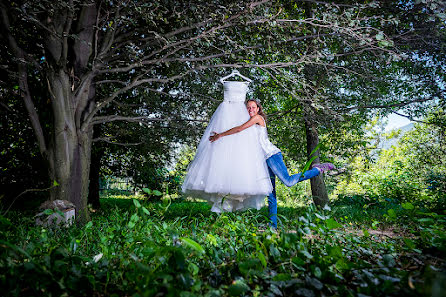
[246,101,259,117]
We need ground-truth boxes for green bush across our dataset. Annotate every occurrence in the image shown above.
[1,198,444,296]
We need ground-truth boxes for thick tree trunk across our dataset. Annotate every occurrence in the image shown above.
[48,69,92,222]
[305,119,329,207]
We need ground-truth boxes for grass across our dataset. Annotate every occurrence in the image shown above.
[1,194,445,296]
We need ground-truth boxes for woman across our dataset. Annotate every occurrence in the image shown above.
[210,99,334,228]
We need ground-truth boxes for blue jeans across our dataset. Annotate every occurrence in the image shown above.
[266,152,320,228]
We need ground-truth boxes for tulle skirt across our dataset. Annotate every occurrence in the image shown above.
[182,101,272,212]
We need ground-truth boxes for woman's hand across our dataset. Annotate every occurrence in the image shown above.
[209,132,221,142]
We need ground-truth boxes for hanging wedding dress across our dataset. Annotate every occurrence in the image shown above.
[182,81,272,212]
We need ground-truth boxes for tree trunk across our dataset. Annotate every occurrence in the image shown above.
[88,127,102,209]
[305,119,329,207]
[48,68,92,222]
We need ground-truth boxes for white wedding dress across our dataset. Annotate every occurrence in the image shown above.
[182,81,272,212]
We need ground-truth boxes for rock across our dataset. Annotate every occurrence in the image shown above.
[35,200,75,227]
[39,199,75,211]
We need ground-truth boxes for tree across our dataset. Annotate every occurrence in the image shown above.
[1,0,444,219]
[1,0,259,220]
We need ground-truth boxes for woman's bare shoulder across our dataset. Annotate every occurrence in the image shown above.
[254,115,266,127]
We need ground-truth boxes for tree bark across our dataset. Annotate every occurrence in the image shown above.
[88,127,102,209]
[305,119,329,207]
[47,68,92,222]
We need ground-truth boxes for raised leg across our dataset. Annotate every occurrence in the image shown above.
[266,153,321,187]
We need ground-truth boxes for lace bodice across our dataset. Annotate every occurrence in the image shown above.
[223,81,249,102]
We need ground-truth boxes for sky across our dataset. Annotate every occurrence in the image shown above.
[385,113,412,131]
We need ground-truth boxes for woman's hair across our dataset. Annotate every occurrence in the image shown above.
[246,99,267,122]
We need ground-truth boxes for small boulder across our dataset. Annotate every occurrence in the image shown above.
[35,199,76,227]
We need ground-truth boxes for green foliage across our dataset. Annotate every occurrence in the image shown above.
[333,117,445,210]
[1,196,444,296]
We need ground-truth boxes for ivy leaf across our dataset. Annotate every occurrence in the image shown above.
[133,199,141,208]
[326,218,342,229]
[387,209,397,219]
[306,276,323,290]
[180,237,205,256]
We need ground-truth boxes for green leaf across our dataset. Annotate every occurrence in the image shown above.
[313,266,322,278]
[133,199,141,208]
[378,40,392,47]
[301,250,313,259]
[153,190,163,196]
[239,259,263,276]
[53,180,59,186]
[142,206,150,215]
[180,237,205,255]
[258,251,267,268]
[401,202,414,210]
[326,218,342,229]
[306,276,323,290]
[85,221,93,229]
[418,218,434,223]
[273,273,291,281]
[291,256,305,266]
[404,238,415,249]
[142,188,152,195]
[43,209,54,215]
[387,209,397,219]
[335,259,349,271]
[228,279,249,296]
[188,263,199,276]
[327,245,343,259]
[375,32,384,40]
[302,155,319,175]
[0,215,12,227]
[308,142,322,158]
[383,254,396,267]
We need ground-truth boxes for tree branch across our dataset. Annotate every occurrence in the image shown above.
[91,115,207,125]
[62,0,74,65]
[92,137,143,146]
[341,96,438,111]
[0,4,49,160]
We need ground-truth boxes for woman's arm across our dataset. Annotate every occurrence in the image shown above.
[209,115,263,142]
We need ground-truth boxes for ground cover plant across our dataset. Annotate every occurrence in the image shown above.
[1,195,445,296]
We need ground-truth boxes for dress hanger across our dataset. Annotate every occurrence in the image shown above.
[220,70,252,84]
